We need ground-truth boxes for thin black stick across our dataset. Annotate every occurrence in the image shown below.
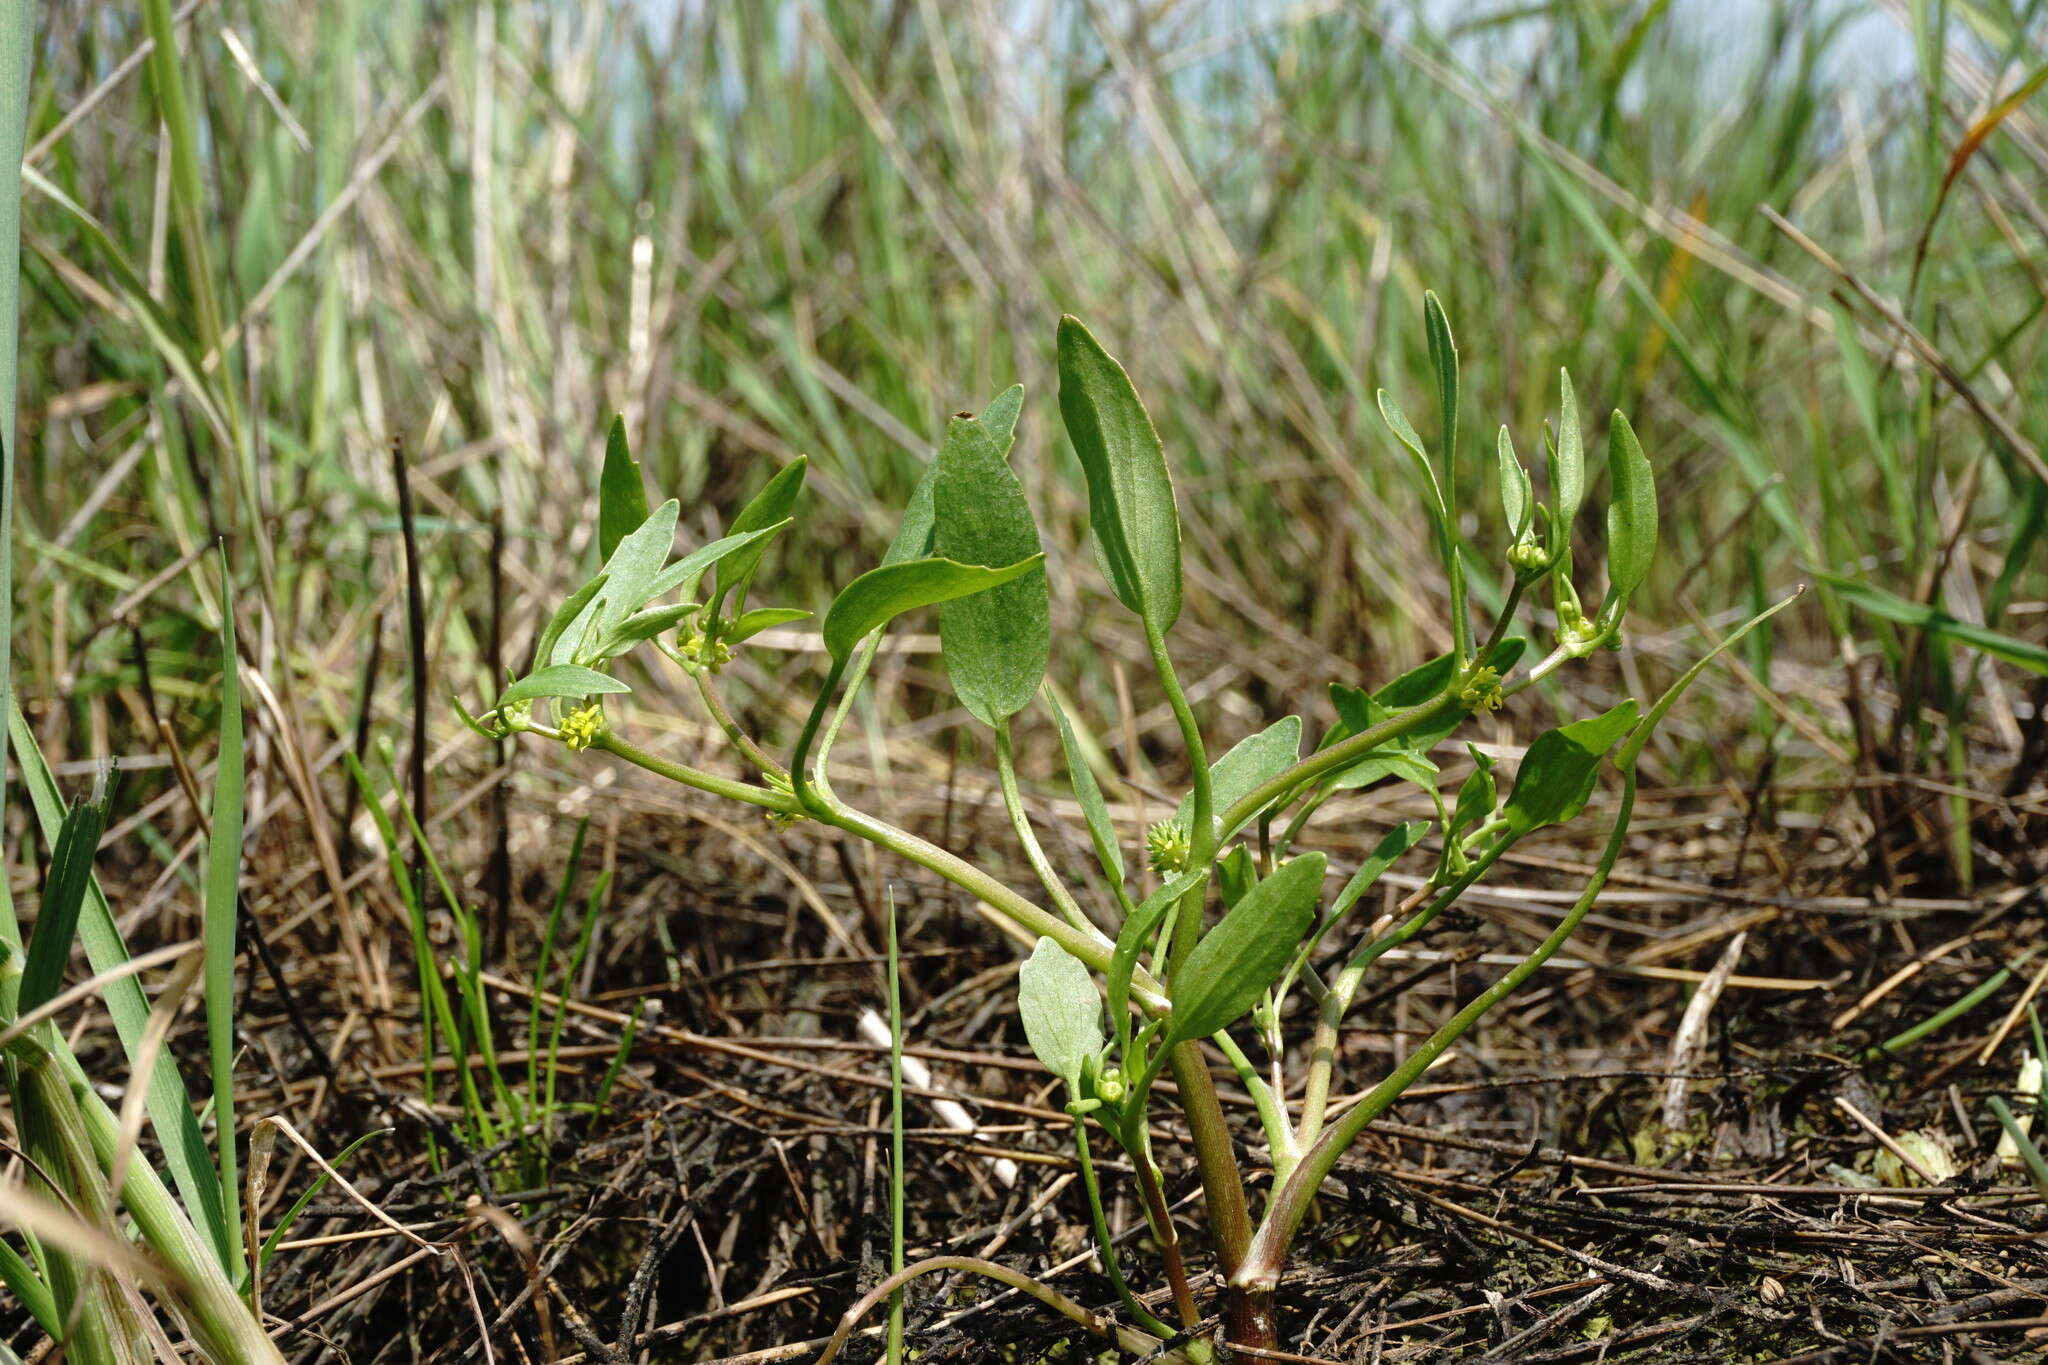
[391,436,430,904]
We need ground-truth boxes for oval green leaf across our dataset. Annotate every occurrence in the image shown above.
[1501,699,1639,835]
[1018,936,1103,1089]
[935,406,1049,726]
[1603,410,1657,607]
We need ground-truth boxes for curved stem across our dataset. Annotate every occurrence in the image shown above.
[995,721,1095,934]
[812,1256,1170,1365]
[594,731,794,813]
[691,669,785,780]
[787,656,847,815]
[1220,693,1459,838]
[1240,770,1636,1291]
[1071,1117,1178,1338]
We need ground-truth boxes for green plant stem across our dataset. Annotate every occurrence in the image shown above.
[47,1039,288,1363]
[1220,692,1460,837]
[593,730,796,813]
[886,897,906,1363]
[1141,620,1255,1279]
[691,670,786,781]
[994,721,1094,934]
[1211,1028,1296,1176]
[592,722,1143,998]
[1238,769,1636,1291]
[1868,961,2021,1058]
[811,1256,1170,1365]
[1070,1117,1176,1338]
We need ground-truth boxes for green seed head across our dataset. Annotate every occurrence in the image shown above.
[1147,819,1192,875]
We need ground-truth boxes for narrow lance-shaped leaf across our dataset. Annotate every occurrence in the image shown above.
[1107,869,1203,1051]
[1549,368,1584,555]
[1600,410,1657,618]
[723,606,810,645]
[1057,316,1182,633]
[822,554,1045,663]
[204,551,246,1269]
[497,665,632,710]
[935,405,1049,726]
[1376,388,1446,521]
[20,776,110,1014]
[598,416,651,562]
[1816,572,2048,675]
[1048,688,1125,891]
[712,456,808,619]
[1501,700,1640,835]
[7,703,234,1264]
[643,522,789,602]
[1017,937,1102,1090]
[535,572,608,669]
[1166,852,1325,1046]
[1423,290,1459,513]
[1497,426,1531,539]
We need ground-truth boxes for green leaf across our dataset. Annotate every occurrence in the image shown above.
[1423,290,1459,507]
[644,523,788,602]
[203,552,245,1269]
[584,499,679,644]
[1322,637,1528,770]
[497,665,631,709]
[935,407,1049,725]
[1057,316,1183,632]
[1329,821,1429,923]
[20,778,109,1014]
[977,383,1024,450]
[822,554,1045,663]
[536,573,609,668]
[1497,426,1532,539]
[713,456,808,615]
[724,606,810,644]
[1175,716,1301,841]
[1216,846,1257,908]
[884,463,939,566]
[1817,572,2048,675]
[1550,369,1585,552]
[1167,852,1325,1046]
[598,416,651,563]
[8,703,234,1266]
[1602,411,1657,609]
[1017,937,1102,1089]
[598,601,700,656]
[1375,388,1446,520]
[1502,700,1640,834]
[1446,744,1497,840]
[1047,689,1125,891]
[1107,869,1203,1047]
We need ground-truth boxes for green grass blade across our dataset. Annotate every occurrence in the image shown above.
[204,552,246,1273]
[6,703,233,1268]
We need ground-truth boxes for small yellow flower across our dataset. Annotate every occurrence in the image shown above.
[762,769,807,828]
[559,702,606,751]
[679,630,734,673]
[1458,666,1504,713]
